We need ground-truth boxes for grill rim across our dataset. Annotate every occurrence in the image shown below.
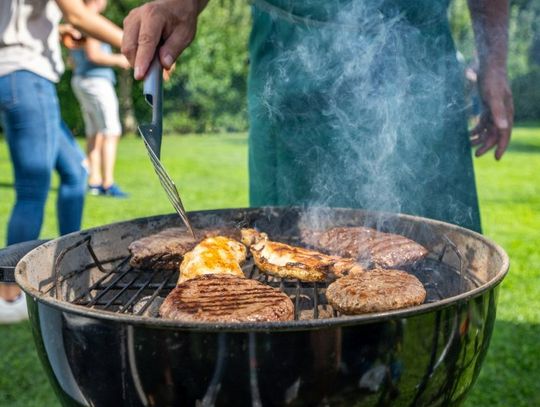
[14,207,509,332]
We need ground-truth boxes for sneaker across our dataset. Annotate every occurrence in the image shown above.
[88,184,103,196]
[102,183,128,198]
[0,294,28,324]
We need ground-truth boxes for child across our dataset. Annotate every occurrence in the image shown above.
[70,0,130,197]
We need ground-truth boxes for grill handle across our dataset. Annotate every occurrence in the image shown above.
[0,240,48,283]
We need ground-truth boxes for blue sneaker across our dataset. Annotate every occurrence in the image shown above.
[88,184,103,196]
[102,184,128,198]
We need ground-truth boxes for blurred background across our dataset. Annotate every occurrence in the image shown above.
[0,0,539,406]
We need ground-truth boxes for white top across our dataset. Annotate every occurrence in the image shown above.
[0,0,64,82]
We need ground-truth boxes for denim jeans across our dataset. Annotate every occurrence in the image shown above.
[0,70,87,245]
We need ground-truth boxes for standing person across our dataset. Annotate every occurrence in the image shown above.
[70,0,130,198]
[121,0,513,235]
[0,0,123,324]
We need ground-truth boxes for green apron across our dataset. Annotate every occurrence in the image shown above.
[248,0,481,232]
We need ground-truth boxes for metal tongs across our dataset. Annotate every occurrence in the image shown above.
[138,58,195,237]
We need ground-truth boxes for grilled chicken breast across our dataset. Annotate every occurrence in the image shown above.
[178,236,247,283]
[301,226,428,268]
[159,275,294,322]
[129,227,241,270]
[326,269,426,314]
[241,229,364,282]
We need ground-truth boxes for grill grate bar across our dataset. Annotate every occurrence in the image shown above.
[86,265,134,307]
[294,280,300,320]
[120,268,162,313]
[313,283,319,319]
[136,269,176,316]
[92,281,177,290]
[103,272,143,310]
[50,235,473,320]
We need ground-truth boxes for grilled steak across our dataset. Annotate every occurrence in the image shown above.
[128,227,240,270]
[300,226,428,268]
[326,269,426,314]
[159,275,294,322]
[179,236,247,283]
[242,229,365,282]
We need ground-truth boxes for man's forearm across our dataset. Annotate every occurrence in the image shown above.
[467,0,509,72]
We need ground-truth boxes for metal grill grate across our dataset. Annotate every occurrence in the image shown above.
[47,235,477,320]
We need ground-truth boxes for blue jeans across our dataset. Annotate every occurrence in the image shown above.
[0,70,87,245]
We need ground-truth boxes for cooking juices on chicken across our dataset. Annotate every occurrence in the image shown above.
[241,228,365,282]
[128,227,240,270]
[178,236,247,283]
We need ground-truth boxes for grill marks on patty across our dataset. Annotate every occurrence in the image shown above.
[300,226,428,268]
[159,275,294,322]
[326,269,426,314]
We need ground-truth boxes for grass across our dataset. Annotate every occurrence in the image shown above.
[0,127,539,406]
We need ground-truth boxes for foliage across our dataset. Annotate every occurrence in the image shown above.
[163,1,251,133]
[58,0,251,135]
[449,0,540,121]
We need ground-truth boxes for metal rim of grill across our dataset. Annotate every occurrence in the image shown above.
[15,208,510,332]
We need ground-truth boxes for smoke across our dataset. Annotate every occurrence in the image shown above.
[255,1,476,230]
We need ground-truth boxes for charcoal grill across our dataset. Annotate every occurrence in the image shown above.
[1,207,508,406]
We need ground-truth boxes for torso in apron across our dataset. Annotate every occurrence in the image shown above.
[248,0,481,232]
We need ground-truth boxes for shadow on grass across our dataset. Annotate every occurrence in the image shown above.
[465,319,540,407]
[507,139,540,154]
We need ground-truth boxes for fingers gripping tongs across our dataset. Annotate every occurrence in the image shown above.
[138,58,195,237]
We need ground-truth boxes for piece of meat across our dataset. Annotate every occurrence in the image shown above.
[326,269,426,314]
[159,275,294,322]
[241,229,365,282]
[178,236,247,283]
[300,226,429,268]
[128,227,240,270]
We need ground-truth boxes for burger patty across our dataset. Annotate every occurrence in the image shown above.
[300,226,429,268]
[159,275,295,322]
[178,236,247,283]
[241,228,365,282]
[326,269,426,314]
[128,227,240,270]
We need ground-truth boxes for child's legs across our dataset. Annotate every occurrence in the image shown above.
[87,133,104,186]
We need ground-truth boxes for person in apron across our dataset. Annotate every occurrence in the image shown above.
[122,0,513,234]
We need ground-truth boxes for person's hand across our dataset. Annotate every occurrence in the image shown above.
[470,65,514,160]
[122,0,199,80]
[116,54,132,70]
[59,24,85,49]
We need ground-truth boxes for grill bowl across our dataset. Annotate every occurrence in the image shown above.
[13,207,508,406]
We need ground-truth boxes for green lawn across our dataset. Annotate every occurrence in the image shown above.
[0,127,539,406]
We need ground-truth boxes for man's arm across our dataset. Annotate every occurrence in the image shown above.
[468,0,514,160]
[55,0,123,49]
[121,0,209,80]
[85,38,130,69]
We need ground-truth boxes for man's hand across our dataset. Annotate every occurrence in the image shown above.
[468,0,513,160]
[470,65,514,160]
[122,0,201,80]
